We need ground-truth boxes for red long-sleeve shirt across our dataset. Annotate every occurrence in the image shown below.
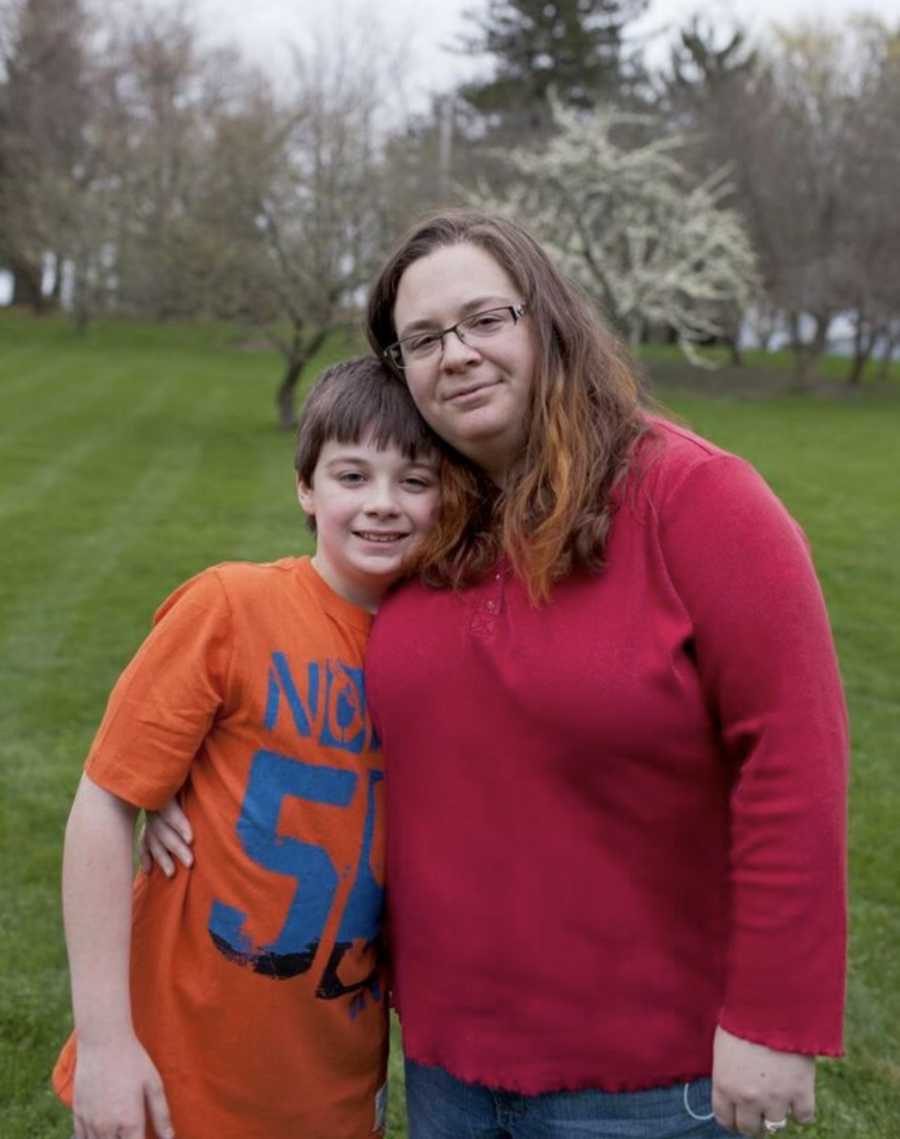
[366,419,848,1095]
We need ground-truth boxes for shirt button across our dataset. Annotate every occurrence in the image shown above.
[486,601,496,613]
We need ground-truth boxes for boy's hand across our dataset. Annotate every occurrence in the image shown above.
[138,799,194,877]
[74,1036,174,1139]
[712,1024,815,1136]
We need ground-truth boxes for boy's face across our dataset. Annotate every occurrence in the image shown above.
[297,434,441,611]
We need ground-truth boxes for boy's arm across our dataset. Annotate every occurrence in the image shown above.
[62,774,175,1139]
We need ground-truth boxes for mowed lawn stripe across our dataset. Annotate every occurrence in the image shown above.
[0,354,135,452]
[0,367,182,521]
[1,413,208,717]
[0,332,81,401]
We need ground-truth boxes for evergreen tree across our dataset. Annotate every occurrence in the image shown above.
[661,16,757,114]
[458,0,647,133]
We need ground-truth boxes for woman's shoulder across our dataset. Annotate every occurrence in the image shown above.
[629,416,801,549]
[631,415,748,498]
[640,414,731,469]
[624,415,784,532]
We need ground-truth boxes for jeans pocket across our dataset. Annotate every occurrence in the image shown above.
[682,1078,716,1123]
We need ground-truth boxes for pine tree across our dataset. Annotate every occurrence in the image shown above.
[457,0,647,133]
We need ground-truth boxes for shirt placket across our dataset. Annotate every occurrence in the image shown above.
[468,567,506,639]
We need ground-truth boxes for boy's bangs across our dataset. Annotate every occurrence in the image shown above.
[326,379,437,462]
[295,356,440,485]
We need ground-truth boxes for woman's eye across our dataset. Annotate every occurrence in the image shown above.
[470,313,504,330]
[408,333,441,354]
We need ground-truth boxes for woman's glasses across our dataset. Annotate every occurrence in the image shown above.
[385,304,527,371]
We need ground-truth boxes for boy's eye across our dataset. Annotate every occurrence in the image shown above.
[337,471,365,485]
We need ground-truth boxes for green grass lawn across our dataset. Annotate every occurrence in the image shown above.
[2,313,898,1137]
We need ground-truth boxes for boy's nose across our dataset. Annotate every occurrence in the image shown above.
[364,482,400,515]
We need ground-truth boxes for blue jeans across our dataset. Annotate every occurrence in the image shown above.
[405,1059,735,1139]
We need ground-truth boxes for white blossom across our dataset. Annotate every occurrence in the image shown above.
[468,103,760,360]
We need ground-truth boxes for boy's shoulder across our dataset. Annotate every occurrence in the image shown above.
[202,556,305,594]
[154,556,371,638]
[153,557,308,624]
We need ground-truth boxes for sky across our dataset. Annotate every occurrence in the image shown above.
[189,0,899,109]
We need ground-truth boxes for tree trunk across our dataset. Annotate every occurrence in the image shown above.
[48,254,64,307]
[276,357,304,430]
[69,257,92,334]
[274,326,333,429]
[9,254,46,313]
[846,313,876,387]
[845,352,869,387]
[790,311,830,389]
[877,333,897,381]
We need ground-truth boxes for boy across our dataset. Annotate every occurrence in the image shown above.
[53,357,442,1139]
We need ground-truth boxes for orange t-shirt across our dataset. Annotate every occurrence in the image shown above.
[53,557,387,1139]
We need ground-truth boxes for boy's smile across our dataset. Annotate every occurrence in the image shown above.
[298,434,441,612]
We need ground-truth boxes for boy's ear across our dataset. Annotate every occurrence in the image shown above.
[296,473,315,517]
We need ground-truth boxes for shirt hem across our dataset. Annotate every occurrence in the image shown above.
[403,1048,713,1096]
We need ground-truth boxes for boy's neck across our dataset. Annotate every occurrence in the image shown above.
[309,555,388,614]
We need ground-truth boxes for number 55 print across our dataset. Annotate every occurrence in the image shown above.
[208,749,384,988]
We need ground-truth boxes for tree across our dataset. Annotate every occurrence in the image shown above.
[832,18,900,385]
[191,26,396,428]
[0,0,90,312]
[651,18,761,362]
[98,6,243,321]
[457,0,647,136]
[469,102,758,357]
[650,17,898,384]
[728,21,900,385]
[660,15,757,112]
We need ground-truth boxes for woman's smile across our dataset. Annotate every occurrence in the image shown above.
[393,242,535,482]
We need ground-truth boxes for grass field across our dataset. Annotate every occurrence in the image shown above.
[1,313,898,1138]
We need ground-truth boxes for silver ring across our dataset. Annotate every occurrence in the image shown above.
[763,1120,788,1134]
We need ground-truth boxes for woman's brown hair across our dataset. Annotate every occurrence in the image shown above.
[366,209,649,603]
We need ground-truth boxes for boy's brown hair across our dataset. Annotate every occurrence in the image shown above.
[294,356,440,489]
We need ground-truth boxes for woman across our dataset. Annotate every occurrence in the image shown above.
[363,212,847,1139]
[148,211,847,1138]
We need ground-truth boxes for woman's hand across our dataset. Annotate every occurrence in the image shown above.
[712,1025,815,1136]
[138,799,194,877]
[73,1035,174,1139]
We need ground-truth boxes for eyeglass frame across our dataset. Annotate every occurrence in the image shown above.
[383,303,527,372]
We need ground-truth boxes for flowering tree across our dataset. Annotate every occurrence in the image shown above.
[469,103,759,360]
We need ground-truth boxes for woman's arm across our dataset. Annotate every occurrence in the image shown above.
[138,798,194,877]
[659,453,848,1134]
[62,774,174,1139]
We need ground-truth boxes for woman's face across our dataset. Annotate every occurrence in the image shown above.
[392,242,536,483]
